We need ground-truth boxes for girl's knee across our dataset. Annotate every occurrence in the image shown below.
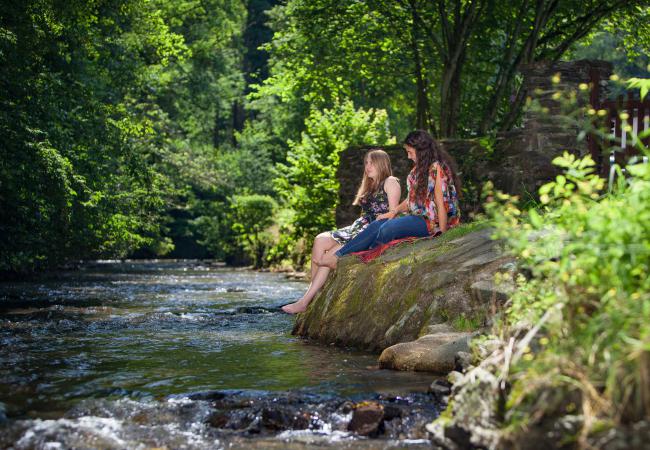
[315,232,332,241]
[376,223,395,243]
[313,233,333,250]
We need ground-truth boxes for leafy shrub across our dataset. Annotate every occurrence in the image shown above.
[274,98,394,259]
[484,146,650,441]
[230,194,277,268]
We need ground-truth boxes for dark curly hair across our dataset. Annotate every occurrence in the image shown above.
[403,130,461,203]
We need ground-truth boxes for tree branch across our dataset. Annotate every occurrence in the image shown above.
[438,0,451,56]
[538,0,635,60]
[536,0,633,48]
[403,0,444,56]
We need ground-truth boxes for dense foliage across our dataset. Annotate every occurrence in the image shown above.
[257,0,648,138]
[275,100,394,255]
[481,80,650,442]
[0,0,262,271]
[0,0,187,272]
[1,1,649,274]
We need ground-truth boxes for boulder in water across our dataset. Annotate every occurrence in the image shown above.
[378,332,473,373]
[293,225,512,356]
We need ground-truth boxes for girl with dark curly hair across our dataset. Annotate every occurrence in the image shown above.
[319,130,460,269]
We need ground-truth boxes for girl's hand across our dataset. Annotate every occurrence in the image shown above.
[378,199,407,221]
[376,211,396,220]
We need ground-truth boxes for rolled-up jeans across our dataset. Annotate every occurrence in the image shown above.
[335,215,429,257]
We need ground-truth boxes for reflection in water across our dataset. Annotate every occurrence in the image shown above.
[0,261,440,447]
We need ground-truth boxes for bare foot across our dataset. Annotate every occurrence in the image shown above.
[320,251,338,269]
[282,301,308,314]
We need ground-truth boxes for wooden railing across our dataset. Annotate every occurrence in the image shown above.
[588,70,650,176]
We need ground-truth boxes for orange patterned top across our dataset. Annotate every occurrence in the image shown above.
[406,161,460,234]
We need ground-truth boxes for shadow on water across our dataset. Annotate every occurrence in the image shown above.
[0,261,443,448]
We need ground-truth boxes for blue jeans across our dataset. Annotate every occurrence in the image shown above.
[335,215,429,257]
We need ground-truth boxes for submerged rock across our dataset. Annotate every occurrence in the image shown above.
[428,380,452,401]
[260,407,311,431]
[227,287,246,293]
[348,401,384,437]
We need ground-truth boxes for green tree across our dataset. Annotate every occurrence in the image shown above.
[570,7,650,85]
[0,0,187,273]
[231,194,277,268]
[274,99,394,254]
[257,0,646,138]
[153,0,247,148]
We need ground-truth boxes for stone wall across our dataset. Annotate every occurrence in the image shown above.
[491,59,613,199]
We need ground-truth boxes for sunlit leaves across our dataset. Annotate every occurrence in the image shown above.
[485,144,650,430]
[0,0,197,272]
[627,77,650,99]
[274,99,394,245]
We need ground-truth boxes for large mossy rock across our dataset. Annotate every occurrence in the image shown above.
[293,223,513,353]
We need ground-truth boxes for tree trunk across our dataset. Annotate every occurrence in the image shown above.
[439,63,454,137]
[440,57,465,137]
[499,82,527,131]
[410,10,437,136]
[436,0,484,137]
[478,0,530,134]
[231,99,245,146]
[480,0,558,133]
[213,104,223,149]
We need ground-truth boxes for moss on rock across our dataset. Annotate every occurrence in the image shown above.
[293,222,512,352]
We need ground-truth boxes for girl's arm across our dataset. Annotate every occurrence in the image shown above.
[434,165,448,232]
[376,177,403,220]
[385,177,401,212]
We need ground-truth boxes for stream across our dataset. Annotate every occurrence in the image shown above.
[0,261,443,449]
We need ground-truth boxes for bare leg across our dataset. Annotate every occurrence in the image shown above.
[319,250,339,269]
[282,266,330,314]
[282,243,342,314]
[310,232,338,280]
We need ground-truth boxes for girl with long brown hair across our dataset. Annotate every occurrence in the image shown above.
[282,149,400,314]
[319,130,460,269]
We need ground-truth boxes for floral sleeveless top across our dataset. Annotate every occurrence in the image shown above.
[407,162,460,235]
[330,184,390,244]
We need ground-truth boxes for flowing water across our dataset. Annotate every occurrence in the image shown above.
[0,261,442,449]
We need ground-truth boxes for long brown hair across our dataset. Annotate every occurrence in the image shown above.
[353,149,393,206]
[403,130,461,203]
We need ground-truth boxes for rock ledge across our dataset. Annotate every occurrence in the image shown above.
[293,224,514,372]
